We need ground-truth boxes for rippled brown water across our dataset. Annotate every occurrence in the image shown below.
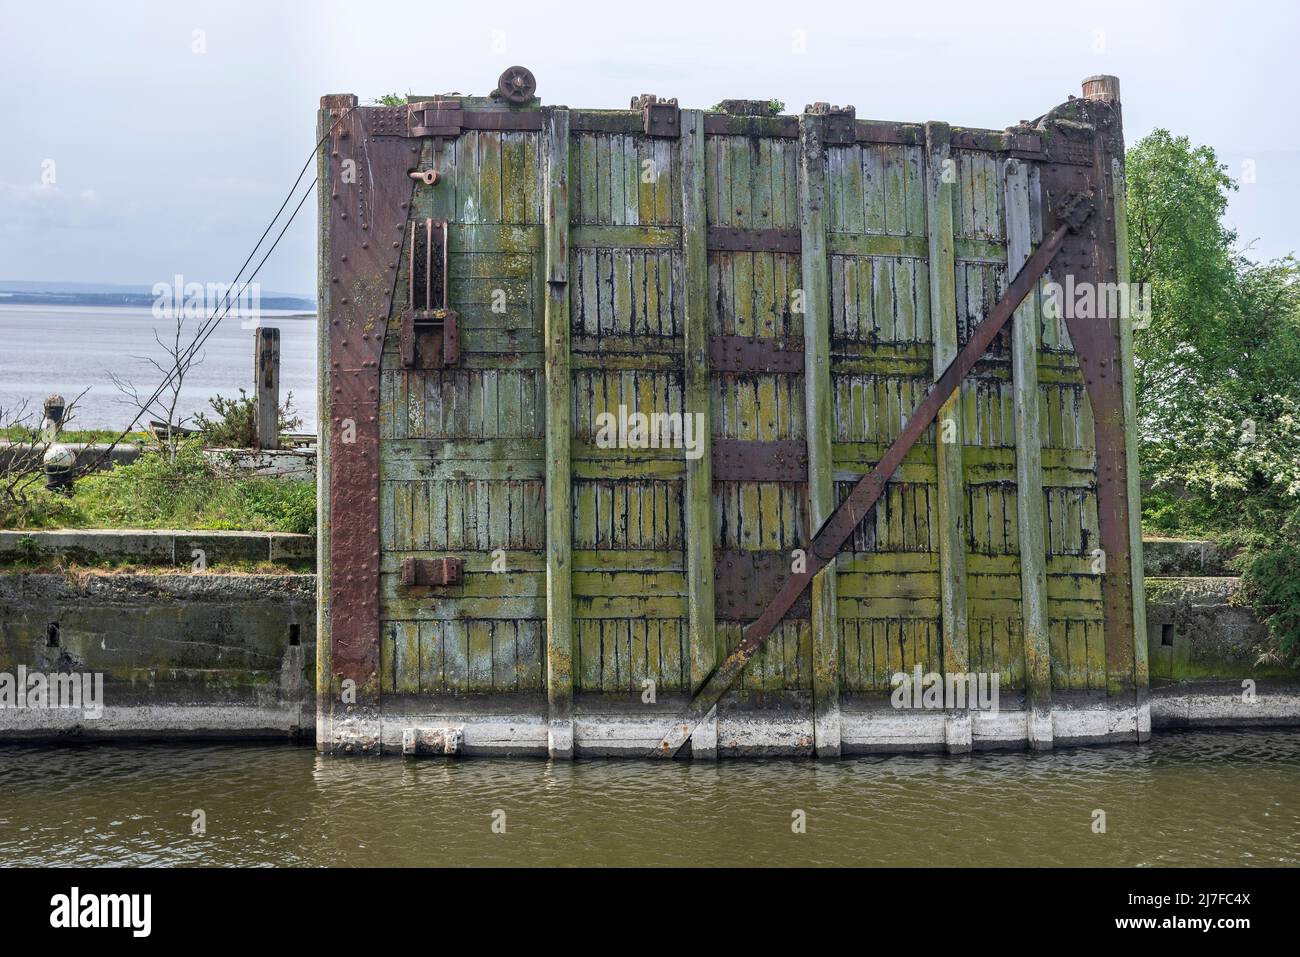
[0,729,1296,866]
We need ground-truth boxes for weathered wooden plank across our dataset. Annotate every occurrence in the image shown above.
[924,122,970,751]
[1005,157,1051,746]
[680,109,717,757]
[800,113,841,756]
[544,108,575,758]
[1113,155,1149,700]
[569,224,679,249]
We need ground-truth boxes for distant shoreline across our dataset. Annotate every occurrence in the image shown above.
[0,292,317,314]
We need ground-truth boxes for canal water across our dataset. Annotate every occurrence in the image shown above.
[0,729,1295,867]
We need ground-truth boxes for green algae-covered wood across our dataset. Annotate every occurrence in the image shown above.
[320,79,1140,757]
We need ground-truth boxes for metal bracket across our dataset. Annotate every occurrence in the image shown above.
[1060,191,1096,233]
[400,557,464,592]
[408,100,464,138]
[632,94,680,138]
[399,309,459,369]
[401,218,459,368]
[807,102,856,145]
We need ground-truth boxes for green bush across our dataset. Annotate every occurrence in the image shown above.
[1236,538,1300,666]
[193,389,302,449]
[0,441,316,535]
[1129,129,1300,668]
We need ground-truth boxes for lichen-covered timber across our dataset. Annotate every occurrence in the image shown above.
[314,73,1150,757]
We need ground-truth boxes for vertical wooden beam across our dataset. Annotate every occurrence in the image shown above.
[543,107,574,759]
[923,121,971,753]
[798,113,841,757]
[254,326,280,451]
[1113,154,1150,728]
[680,108,718,758]
[1004,158,1052,749]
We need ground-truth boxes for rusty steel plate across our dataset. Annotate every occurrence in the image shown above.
[715,550,811,621]
[712,439,809,483]
[709,335,805,374]
[707,227,801,253]
[324,102,416,703]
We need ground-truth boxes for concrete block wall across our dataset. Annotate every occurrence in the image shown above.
[0,529,314,567]
[0,572,315,740]
[0,533,1295,745]
[1142,539,1300,729]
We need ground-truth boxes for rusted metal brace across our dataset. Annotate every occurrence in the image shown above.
[651,192,1096,757]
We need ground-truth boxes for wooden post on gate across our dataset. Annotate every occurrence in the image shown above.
[254,327,280,451]
[798,111,841,758]
[543,107,575,759]
[923,121,971,754]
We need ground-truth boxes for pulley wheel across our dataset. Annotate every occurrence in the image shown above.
[496,66,536,104]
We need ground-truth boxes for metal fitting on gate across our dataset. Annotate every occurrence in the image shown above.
[408,168,441,186]
[400,557,463,592]
[632,94,680,138]
[1059,192,1096,234]
[495,66,537,104]
[401,218,459,368]
[806,102,856,145]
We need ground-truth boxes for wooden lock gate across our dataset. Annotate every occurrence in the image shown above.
[316,70,1147,758]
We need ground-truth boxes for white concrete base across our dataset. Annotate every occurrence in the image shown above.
[690,706,718,760]
[547,716,574,759]
[0,703,309,739]
[1027,707,1054,750]
[944,711,973,753]
[14,688,1290,755]
[813,703,842,758]
[1150,686,1300,728]
[717,707,812,756]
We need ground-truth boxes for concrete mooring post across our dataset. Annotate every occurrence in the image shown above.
[254,327,280,451]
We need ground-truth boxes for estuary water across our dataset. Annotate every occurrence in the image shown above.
[0,729,1296,867]
[0,305,319,431]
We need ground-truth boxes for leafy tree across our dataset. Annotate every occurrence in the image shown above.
[1128,130,1300,662]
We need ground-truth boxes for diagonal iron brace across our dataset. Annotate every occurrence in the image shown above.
[652,192,1096,757]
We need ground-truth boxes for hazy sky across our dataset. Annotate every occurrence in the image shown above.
[2,0,1296,296]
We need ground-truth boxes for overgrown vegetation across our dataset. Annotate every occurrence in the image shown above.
[193,388,302,448]
[0,427,149,444]
[0,442,315,535]
[1130,130,1300,664]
